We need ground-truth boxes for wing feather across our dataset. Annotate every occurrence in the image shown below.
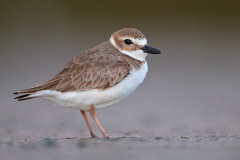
[14,42,143,95]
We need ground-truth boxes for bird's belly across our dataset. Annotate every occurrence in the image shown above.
[40,62,148,110]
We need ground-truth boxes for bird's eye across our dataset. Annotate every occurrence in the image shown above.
[124,39,132,45]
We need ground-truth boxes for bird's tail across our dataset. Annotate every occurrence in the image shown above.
[13,84,44,101]
[13,93,34,101]
[13,76,61,101]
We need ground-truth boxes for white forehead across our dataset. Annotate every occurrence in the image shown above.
[120,36,147,46]
[133,38,147,46]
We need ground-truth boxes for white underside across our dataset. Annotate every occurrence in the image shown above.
[30,62,148,111]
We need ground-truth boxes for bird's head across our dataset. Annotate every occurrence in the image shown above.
[110,28,161,61]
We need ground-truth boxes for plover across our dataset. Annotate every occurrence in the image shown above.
[14,28,161,138]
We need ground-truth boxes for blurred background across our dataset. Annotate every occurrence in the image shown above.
[0,0,240,140]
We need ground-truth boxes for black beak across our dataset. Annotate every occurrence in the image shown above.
[141,45,161,54]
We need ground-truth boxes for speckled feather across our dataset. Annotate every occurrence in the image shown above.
[14,42,143,95]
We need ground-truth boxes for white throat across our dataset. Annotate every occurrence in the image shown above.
[110,37,147,61]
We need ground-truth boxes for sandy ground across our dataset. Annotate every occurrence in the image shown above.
[1,135,240,160]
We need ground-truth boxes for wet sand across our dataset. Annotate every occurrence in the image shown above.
[1,135,240,160]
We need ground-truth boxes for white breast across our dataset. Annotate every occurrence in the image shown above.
[31,62,148,111]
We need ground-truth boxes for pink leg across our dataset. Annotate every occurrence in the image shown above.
[80,110,97,138]
[89,105,109,138]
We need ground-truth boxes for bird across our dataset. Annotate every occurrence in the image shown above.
[13,28,161,138]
